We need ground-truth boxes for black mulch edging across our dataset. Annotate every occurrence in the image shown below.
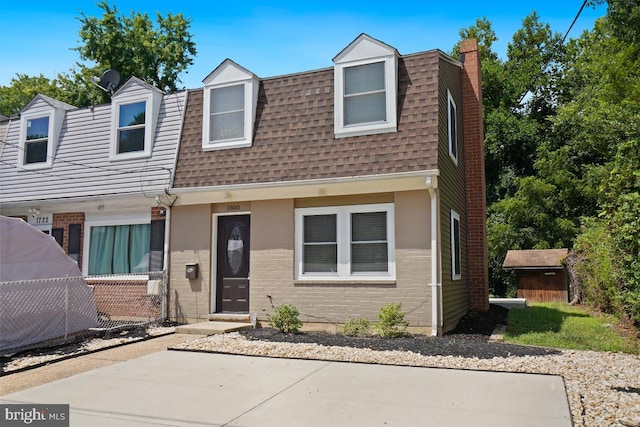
[239,304,560,359]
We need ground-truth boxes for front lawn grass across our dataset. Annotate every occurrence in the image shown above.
[504,302,639,354]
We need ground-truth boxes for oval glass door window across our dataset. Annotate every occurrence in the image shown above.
[227,225,244,275]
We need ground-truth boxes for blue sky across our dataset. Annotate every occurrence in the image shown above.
[1,1,607,90]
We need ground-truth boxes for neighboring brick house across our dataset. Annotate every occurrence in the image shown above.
[168,34,488,335]
[0,79,186,315]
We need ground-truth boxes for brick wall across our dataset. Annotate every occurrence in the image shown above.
[87,280,161,320]
[52,212,85,268]
[460,39,489,311]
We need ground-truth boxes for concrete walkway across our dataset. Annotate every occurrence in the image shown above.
[0,341,572,426]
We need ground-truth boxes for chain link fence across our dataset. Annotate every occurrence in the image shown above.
[0,271,167,355]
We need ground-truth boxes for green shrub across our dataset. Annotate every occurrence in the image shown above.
[574,219,623,316]
[267,304,303,333]
[342,317,372,336]
[375,302,409,338]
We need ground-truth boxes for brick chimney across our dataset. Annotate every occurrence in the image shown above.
[460,39,489,312]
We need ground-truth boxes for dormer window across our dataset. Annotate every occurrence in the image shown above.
[209,84,245,141]
[202,59,259,151]
[344,62,386,125]
[18,94,72,169]
[117,101,146,154]
[109,77,162,161]
[333,34,398,138]
[25,116,49,164]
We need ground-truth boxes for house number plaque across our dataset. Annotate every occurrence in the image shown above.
[28,214,52,225]
[226,204,241,212]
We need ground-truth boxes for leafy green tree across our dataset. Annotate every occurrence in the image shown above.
[456,14,566,295]
[0,2,197,114]
[75,1,197,93]
[0,74,63,116]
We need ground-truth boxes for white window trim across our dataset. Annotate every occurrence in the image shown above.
[82,212,151,278]
[447,89,458,165]
[202,80,255,151]
[295,203,395,281]
[18,111,57,169]
[451,209,461,281]
[334,56,397,138]
[109,92,158,161]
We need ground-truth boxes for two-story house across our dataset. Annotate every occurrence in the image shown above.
[168,34,488,335]
[0,78,186,318]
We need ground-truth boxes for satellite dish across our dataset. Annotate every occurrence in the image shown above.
[90,69,121,95]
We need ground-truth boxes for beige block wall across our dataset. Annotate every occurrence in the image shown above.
[250,199,296,317]
[249,191,433,327]
[168,204,212,322]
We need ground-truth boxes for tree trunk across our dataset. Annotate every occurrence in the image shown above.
[564,251,583,305]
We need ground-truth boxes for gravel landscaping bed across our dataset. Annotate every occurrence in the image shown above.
[1,325,176,374]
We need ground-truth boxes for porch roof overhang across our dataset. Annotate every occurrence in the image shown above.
[170,169,440,206]
[0,192,161,217]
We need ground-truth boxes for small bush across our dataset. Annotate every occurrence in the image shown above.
[342,317,372,336]
[375,302,409,338]
[267,304,303,333]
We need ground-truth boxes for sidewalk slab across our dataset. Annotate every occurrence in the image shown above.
[0,351,572,427]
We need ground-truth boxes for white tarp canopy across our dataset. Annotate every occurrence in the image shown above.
[0,215,98,352]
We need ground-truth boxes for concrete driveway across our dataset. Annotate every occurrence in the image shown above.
[1,350,571,426]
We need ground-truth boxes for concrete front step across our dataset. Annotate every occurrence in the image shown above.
[208,313,252,322]
[175,321,253,335]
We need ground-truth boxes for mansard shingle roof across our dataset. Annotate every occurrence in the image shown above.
[173,50,442,188]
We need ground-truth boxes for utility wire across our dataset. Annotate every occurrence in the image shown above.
[562,0,589,44]
[515,0,590,108]
[1,140,172,176]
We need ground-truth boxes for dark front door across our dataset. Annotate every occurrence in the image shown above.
[216,215,250,313]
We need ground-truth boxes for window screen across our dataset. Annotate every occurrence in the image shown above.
[117,101,146,153]
[302,214,337,273]
[344,62,386,125]
[351,212,388,272]
[210,84,245,141]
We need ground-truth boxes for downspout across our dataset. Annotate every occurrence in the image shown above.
[159,89,186,321]
[426,176,441,336]
[161,206,171,321]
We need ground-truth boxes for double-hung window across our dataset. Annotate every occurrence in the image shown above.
[209,84,245,142]
[24,116,49,164]
[109,80,161,161]
[202,59,259,151]
[295,203,395,280]
[447,89,458,164]
[343,62,386,126]
[18,94,71,169]
[333,34,398,138]
[117,101,146,154]
[451,210,461,280]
